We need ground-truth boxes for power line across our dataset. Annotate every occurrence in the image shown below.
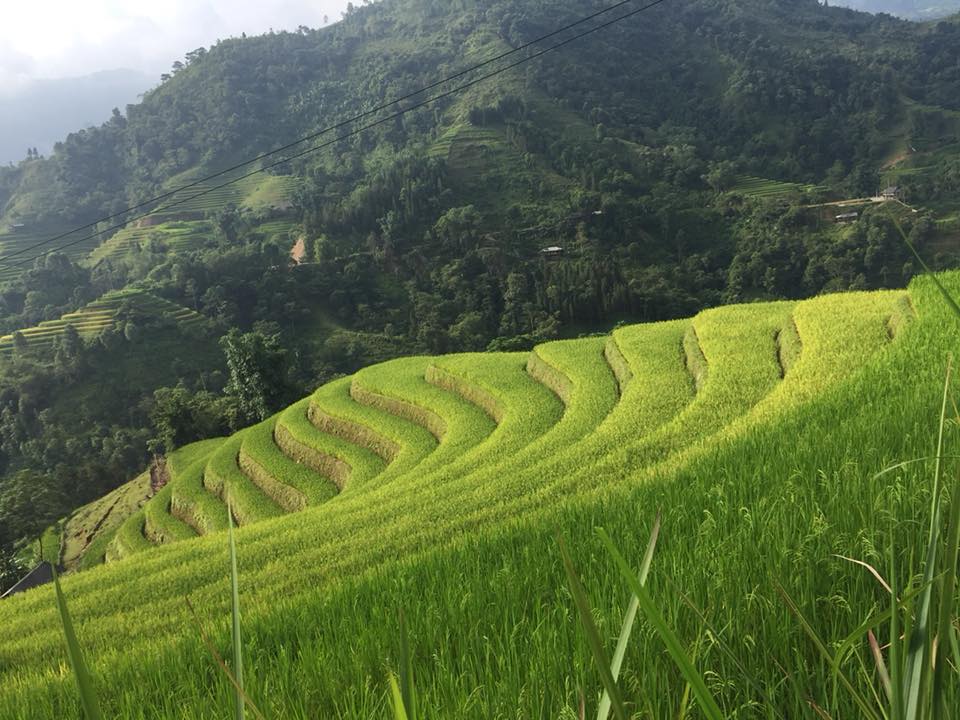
[0,0,647,267]
[3,0,670,270]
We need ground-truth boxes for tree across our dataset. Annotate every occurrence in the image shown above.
[215,205,242,245]
[124,320,142,343]
[11,332,27,356]
[704,161,737,195]
[53,325,83,378]
[220,329,290,423]
[150,385,236,453]
[0,470,66,548]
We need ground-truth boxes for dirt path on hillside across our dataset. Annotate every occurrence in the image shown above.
[290,237,305,264]
[882,149,911,170]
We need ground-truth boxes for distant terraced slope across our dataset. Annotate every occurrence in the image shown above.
[0,223,100,283]
[148,172,299,220]
[0,281,938,718]
[88,220,216,264]
[0,173,298,281]
[731,175,824,199]
[0,288,205,354]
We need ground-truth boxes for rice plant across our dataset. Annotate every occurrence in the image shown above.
[1,279,951,718]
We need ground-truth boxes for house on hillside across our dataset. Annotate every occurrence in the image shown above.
[539,246,564,258]
[881,186,902,201]
[836,211,859,224]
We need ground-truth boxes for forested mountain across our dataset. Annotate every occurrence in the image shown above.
[833,0,960,20]
[0,0,959,583]
[0,69,153,166]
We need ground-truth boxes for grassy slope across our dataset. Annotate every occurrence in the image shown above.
[59,473,153,572]
[0,277,955,718]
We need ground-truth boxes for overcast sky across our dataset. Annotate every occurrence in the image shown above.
[0,0,354,93]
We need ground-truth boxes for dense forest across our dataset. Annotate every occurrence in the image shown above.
[1,0,959,588]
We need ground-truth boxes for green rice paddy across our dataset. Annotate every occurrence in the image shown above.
[732,175,823,199]
[0,223,100,283]
[1,276,958,718]
[0,289,205,355]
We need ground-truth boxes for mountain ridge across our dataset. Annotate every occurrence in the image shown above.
[0,68,154,166]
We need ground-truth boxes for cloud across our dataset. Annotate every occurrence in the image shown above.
[0,45,37,95]
[0,0,350,85]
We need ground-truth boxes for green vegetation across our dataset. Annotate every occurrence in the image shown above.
[88,220,215,264]
[0,1,958,714]
[143,484,197,545]
[152,171,298,220]
[203,434,283,528]
[0,223,96,284]
[731,175,822,199]
[239,417,334,512]
[0,275,946,717]
[0,288,204,355]
[834,0,960,20]
[3,0,960,589]
[59,473,152,571]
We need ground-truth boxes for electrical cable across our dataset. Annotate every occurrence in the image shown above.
[2,0,670,270]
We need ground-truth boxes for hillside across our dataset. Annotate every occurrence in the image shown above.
[0,288,205,354]
[1,273,956,716]
[0,2,958,711]
[2,0,958,270]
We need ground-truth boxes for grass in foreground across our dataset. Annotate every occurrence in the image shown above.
[3,276,959,717]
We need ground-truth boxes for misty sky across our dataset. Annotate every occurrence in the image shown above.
[0,0,354,93]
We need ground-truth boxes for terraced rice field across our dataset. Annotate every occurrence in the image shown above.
[149,172,300,221]
[732,174,822,199]
[0,223,100,283]
[89,220,216,264]
[2,277,958,718]
[83,176,299,265]
[0,289,205,355]
[252,218,296,243]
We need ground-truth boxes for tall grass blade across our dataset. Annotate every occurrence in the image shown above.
[887,208,960,322]
[833,554,893,594]
[558,536,628,720]
[183,597,267,720]
[398,609,417,720]
[228,508,245,720]
[596,511,661,720]
[867,630,893,706]
[872,456,960,482]
[886,536,904,720]
[388,673,410,720]
[832,581,929,670]
[670,581,787,718]
[776,582,880,720]
[949,623,960,679]
[51,566,103,720]
[904,358,952,720]
[932,467,960,716]
[596,528,724,720]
